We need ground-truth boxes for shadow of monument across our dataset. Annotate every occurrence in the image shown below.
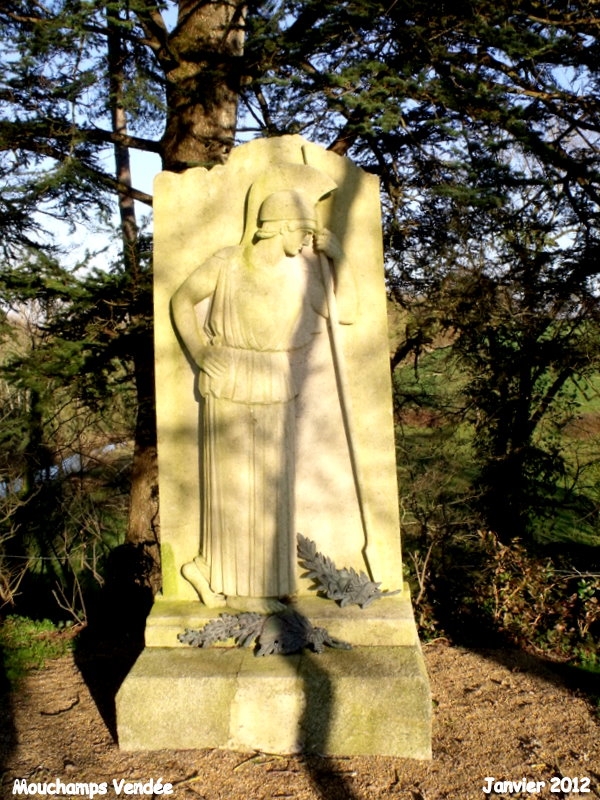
[74,543,153,740]
[304,757,361,800]
[300,653,361,800]
[469,643,600,716]
[0,644,17,777]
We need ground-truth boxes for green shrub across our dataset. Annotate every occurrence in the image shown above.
[406,529,600,666]
[0,615,76,684]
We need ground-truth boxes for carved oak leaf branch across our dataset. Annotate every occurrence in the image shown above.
[178,610,351,656]
[297,533,401,608]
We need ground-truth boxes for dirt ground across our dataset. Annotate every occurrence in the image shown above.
[1,639,599,800]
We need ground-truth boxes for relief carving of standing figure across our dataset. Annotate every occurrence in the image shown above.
[171,185,356,613]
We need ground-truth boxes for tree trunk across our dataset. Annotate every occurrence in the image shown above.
[107,10,161,592]
[102,1,247,596]
[127,340,161,594]
[161,0,246,171]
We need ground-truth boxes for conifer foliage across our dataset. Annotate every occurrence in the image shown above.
[1,1,599,610]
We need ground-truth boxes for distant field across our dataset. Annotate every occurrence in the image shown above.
[393,347,600,548]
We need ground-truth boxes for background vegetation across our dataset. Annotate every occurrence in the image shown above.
[0,0,599,672]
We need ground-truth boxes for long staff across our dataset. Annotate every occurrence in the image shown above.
[316,245,379,582]
[300,149,378,582]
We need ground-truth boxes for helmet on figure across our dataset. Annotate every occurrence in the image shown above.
[258,190,317,229]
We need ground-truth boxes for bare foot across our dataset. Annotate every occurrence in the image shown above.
[226,596,287,614]
[181,560,227,608]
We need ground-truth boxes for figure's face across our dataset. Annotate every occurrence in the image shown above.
[281,223,314,256]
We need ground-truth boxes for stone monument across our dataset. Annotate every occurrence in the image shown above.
[116,135,431,758]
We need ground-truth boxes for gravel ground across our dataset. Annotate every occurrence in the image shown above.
[1,639,599,800]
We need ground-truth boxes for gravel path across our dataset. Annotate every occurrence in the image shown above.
[1,640,599,799]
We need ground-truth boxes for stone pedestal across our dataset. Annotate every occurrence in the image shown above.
[116,594,431,758]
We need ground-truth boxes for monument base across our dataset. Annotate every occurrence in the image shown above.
[116,594,432,758]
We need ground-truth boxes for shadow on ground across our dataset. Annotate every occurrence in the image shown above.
[74,544,154,741]
[427,566,600,716]
[433,605,600,720]
[304,756,362,800]
[474,645,600,716]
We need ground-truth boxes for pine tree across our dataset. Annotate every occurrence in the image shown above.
[1,0,599,574]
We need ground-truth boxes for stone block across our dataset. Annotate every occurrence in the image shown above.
[144,589,419,648]
[116,644,431,758]
[116,648,243,751]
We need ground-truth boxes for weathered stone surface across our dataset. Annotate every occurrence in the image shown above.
[116,645,431,758]
[230,653,305,754]
[116,648,243,750]
[154,135,403,602]
[144,590,419,648]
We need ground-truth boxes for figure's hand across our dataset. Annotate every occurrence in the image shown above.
[314,228,344,262]
[197,346,229,379]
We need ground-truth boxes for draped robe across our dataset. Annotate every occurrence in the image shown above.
[197,246,325,597]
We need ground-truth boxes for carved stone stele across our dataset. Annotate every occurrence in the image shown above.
[154,135,403,605]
